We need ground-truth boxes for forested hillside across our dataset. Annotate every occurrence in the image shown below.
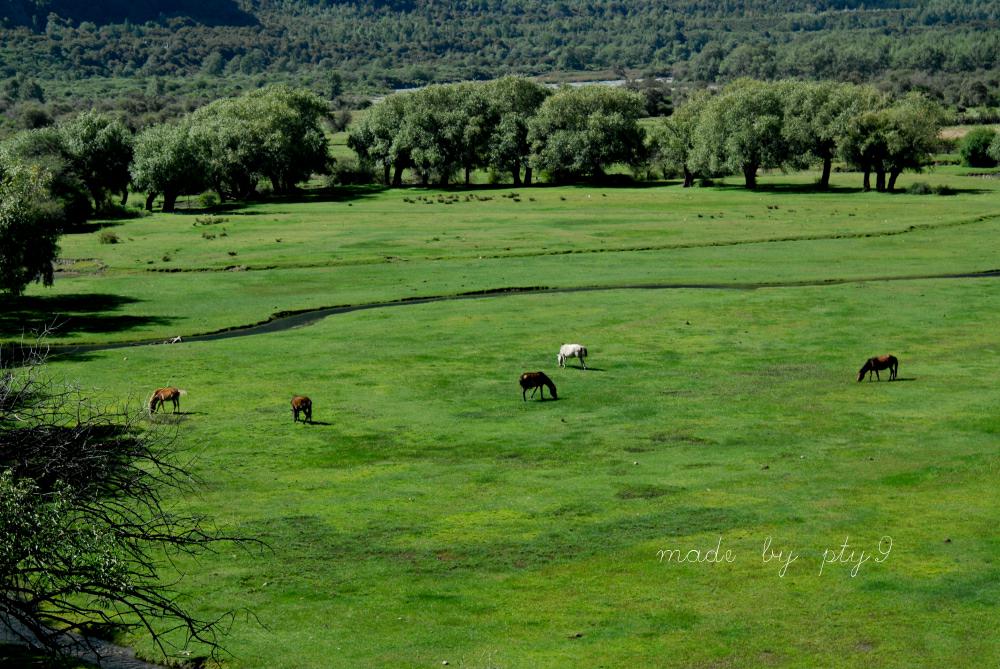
[0,0,255,26]
[0,0,997,132]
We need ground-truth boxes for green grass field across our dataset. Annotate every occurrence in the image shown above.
[7,168,1000,667]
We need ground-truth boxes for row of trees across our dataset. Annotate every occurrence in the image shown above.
[131,85,330,210]
[351,77,947,192]
[350,78,647,186]
[0,85,330,295]
[657,79,946,192]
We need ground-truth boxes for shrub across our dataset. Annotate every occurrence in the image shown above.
[199,192,220,208]
[933,184,956,196]
[328,157,376,186]
[194,215,228,226]
[98,230,120,244]
[907,181,933,195]
[958,127,998,167]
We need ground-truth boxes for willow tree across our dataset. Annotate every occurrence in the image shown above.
[689,79,788,189]
[528,85,646,182]
[780,81,884,189]
[348,94,411,186]
[0,163,61,296]
[131,120,207,212]
[484,76,549,186]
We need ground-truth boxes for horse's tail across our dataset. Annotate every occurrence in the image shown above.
[580,347,587,358]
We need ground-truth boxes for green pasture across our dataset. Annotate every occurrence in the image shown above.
[46,281,1000,668]
[8,168,1000,667]
[4,169,999,346]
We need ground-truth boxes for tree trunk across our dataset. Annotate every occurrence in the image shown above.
[863,170,871,191]
[464,166,471,186]
[819,157,832,189]
[875,169,886,193]
[524,166,533,186]
[144,192,158,211]
[887,170,901,192]
[162,190,178,213]
[383,164,391,185]
[120,189,128,206]
[742,164,758,189]
[512,168,522,187]
[392,164,404,187]
[683,166,694,188]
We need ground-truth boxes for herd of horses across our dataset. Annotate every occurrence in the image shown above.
[148,346,899,419]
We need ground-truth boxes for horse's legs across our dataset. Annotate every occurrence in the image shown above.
[875,369,880,382]
[581,355,587,369]
[522,388,527,402]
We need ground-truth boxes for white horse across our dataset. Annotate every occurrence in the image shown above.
[557,344,588,369]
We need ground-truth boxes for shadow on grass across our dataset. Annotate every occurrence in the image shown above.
[0,294,173,341]
[705,181,865,195]
[61,220,125,234]
[169,185,388,215]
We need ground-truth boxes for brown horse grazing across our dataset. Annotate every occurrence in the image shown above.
[519,371,557,401]
[857,355,899,382]
[149,387,185,413]
[291,395,313,423]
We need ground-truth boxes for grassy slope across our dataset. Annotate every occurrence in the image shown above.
[14,167,1000,667]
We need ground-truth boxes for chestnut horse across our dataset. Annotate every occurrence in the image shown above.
[520,371,557,401]
[149,387,186,413]
[857,355,898,382]
[291,395,313,423]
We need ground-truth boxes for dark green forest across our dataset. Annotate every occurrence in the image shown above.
[0,0,998,132]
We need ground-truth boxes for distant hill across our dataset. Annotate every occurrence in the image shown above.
[0,0,255,27]
[0,0,996,126]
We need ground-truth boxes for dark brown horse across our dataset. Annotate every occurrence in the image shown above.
[291,395,313,423]
[519,371,557,401]
[857,355,898,382]
[149,387,185,413]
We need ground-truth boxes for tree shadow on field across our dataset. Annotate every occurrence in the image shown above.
[0,294,173,342]
[170,185,386,214]
[709,182,864,195]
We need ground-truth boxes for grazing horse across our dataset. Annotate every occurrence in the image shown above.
[291,395,313,423]
[149,387,185,414]
[558,343,588,369]
[520,371,557,401]
[857,355,899,382]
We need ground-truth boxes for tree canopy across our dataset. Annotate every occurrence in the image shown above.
[0,162,61,295]
[527,86,647,182]
[0,346,244,660]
